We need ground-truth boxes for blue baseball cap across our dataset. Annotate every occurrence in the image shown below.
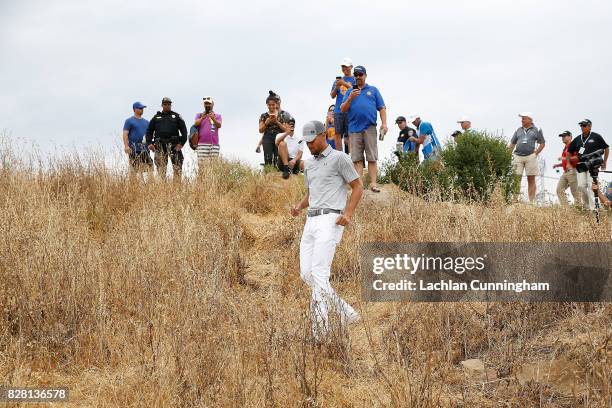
[353,65,367,75]
[132,101,146,109]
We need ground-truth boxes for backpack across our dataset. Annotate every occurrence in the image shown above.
[189,125,199,150]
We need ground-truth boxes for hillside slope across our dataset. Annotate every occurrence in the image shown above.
[0,157,610,407]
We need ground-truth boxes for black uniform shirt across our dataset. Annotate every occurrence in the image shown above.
[146,110,188,145]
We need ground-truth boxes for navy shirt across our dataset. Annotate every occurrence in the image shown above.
[344,84,385,133]
[331,76,356,113]
[398,128,418,152]
[123,116,149,153]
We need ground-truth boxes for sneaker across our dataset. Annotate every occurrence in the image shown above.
[343,310,361,325]
[282,165,290,179]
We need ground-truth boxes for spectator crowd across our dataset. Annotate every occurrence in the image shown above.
[122,58,610,209]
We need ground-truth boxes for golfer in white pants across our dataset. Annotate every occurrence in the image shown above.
[291,120,363,339]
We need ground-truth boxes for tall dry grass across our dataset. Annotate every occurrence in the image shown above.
[0,141,610,407]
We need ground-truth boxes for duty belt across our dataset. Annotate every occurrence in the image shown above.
[307,208,343,217]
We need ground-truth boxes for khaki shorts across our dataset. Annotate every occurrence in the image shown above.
[513,153,538,176]
[349,125,378,163]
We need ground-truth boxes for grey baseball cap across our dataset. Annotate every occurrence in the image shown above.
[302,120,326,142]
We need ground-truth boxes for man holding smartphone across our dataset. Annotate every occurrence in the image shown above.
[193,96,222,163]
[340,65,387,193]
[276,118,303,179]
[330,57,356,154]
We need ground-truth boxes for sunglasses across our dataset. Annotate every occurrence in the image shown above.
[162,102,171,105]
[354,73,364,77]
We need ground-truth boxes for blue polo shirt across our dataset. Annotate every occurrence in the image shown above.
[345,84,385,133]
[123,116,150,153]
[331,76,356,113]
[418,121,442,160]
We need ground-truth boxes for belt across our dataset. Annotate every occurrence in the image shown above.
[307,208,342,217]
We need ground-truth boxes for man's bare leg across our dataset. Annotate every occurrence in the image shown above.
[368,161,378,190]
[353,160,364,177]
[278,141,289,165]
[527,175,536,202]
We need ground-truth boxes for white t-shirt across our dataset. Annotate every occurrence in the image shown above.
[276,133,304,158]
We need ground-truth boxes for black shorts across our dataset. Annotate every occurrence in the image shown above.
[129,150,153,170]
[277,158,301,174]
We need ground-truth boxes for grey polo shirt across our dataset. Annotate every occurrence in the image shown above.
[511,126,545,156]
[304,145,359,210]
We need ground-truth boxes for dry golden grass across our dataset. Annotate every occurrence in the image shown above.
[0,145,610,407]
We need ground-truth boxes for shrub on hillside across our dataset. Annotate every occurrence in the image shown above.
[442,131,514,201]
[379,131,514,201]
[378,153,455,201]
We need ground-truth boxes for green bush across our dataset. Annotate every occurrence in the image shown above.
[378,152,455,201]
[379,131,514,202]
[442,131,514,200]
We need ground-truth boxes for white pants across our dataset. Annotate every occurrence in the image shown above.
[300,213,358,338]
[576,170,595,210]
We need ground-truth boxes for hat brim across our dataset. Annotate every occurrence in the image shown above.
[302,131,325,143]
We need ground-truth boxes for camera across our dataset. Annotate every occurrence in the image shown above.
[576,149,604,175]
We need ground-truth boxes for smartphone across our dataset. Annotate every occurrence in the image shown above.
[336,76,342,80]
[205,106,212,114]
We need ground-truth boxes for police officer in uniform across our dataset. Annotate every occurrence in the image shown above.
[146,97,188,180]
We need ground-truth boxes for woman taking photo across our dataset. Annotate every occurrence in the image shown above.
[256,91,293,167]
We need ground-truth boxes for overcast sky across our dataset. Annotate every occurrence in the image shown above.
[1,0,611,193]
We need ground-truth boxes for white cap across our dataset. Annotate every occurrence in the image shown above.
[457,116,471,123]
[518,112,533,120]
[407,114,420,122]
[203,96,214,104]
[341,57,353,67]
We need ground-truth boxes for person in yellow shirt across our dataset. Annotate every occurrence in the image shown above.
[325,105,341,150]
